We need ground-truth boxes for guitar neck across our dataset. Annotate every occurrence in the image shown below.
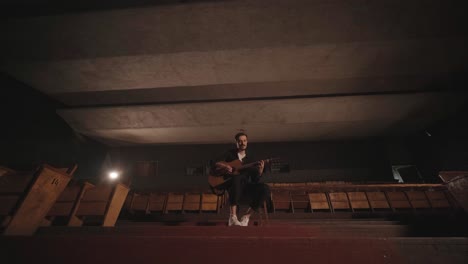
[238,159,270,170]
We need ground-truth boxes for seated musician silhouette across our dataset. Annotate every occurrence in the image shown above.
[210,132,271,226]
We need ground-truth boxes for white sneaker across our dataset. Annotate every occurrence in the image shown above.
[240,215,250,226]
[228,215,242,226]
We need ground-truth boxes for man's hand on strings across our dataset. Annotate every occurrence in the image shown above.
[215,162,233,174]
[257,160,265,176]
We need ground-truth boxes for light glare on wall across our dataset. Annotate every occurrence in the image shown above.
[109,171,119,180]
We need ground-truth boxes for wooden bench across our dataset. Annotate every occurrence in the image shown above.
[71,182,130,226]
[438,171,468,183]
[148,193,167,214]
[0,164,74,235]
[366,191,391,211]
[290,191,310,213]
[201,193,220,213]
[164,193,184,214]
[271,190,292,213]
[123,191,221,215]
[406,191,431,209]
[386,191,412,211]
[425,190,452,209]
[308,192,331,212]
[124,192,150,214]
[347,192,371,212]
[183,193,201,213]
[328,192,351,212]
[42,181,94,226]
[439,172,468,212]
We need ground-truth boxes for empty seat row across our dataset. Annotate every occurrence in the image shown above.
[124,192,222,214]
[123,188,454,216]
[271,190,454,213]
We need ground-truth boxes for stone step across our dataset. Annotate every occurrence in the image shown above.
[1,232,466,264]
[31,224,406,238]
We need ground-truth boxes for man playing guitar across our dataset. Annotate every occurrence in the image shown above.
[211,132,271,227]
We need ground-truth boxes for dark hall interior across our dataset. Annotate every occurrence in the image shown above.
[1,0,467,263]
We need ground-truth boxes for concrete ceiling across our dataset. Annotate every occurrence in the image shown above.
[1,0,467,145]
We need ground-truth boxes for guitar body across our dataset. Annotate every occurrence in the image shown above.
[207,159,244,190]
[208,157,279,195]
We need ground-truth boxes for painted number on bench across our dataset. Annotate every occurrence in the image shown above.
[51,178,60,186]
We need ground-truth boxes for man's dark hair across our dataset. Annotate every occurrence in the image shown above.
[234,132,248,141]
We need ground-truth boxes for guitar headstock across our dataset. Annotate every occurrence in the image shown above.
[264,157,281,164]
[264,157,289,173]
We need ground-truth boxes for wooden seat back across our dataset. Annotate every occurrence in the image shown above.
[183,193,201,212]
[366,191,391,210]
[271,190,291,212]
[406,191,431,209]
[386,191,412,210]
[1,164,73,235]
[149,193,167,213]
[72,182,129,226]
[44,181,95,226]
[165,193,184,213]
[290,191,310,213]
[308,192,331,212]
[347,192,371,211]
[425,191,451,208]
[328,192,351,212]
[201,193,220,213]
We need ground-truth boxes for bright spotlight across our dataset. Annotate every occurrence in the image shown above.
[109,171,119,180]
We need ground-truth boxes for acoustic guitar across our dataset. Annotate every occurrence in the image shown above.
[208,158,278,194]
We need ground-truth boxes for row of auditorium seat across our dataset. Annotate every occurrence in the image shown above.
[270,188,455,213]
[124,191,222,214]
[1,163,461,235]
[123,184,457,215]
[0,164,130,236]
